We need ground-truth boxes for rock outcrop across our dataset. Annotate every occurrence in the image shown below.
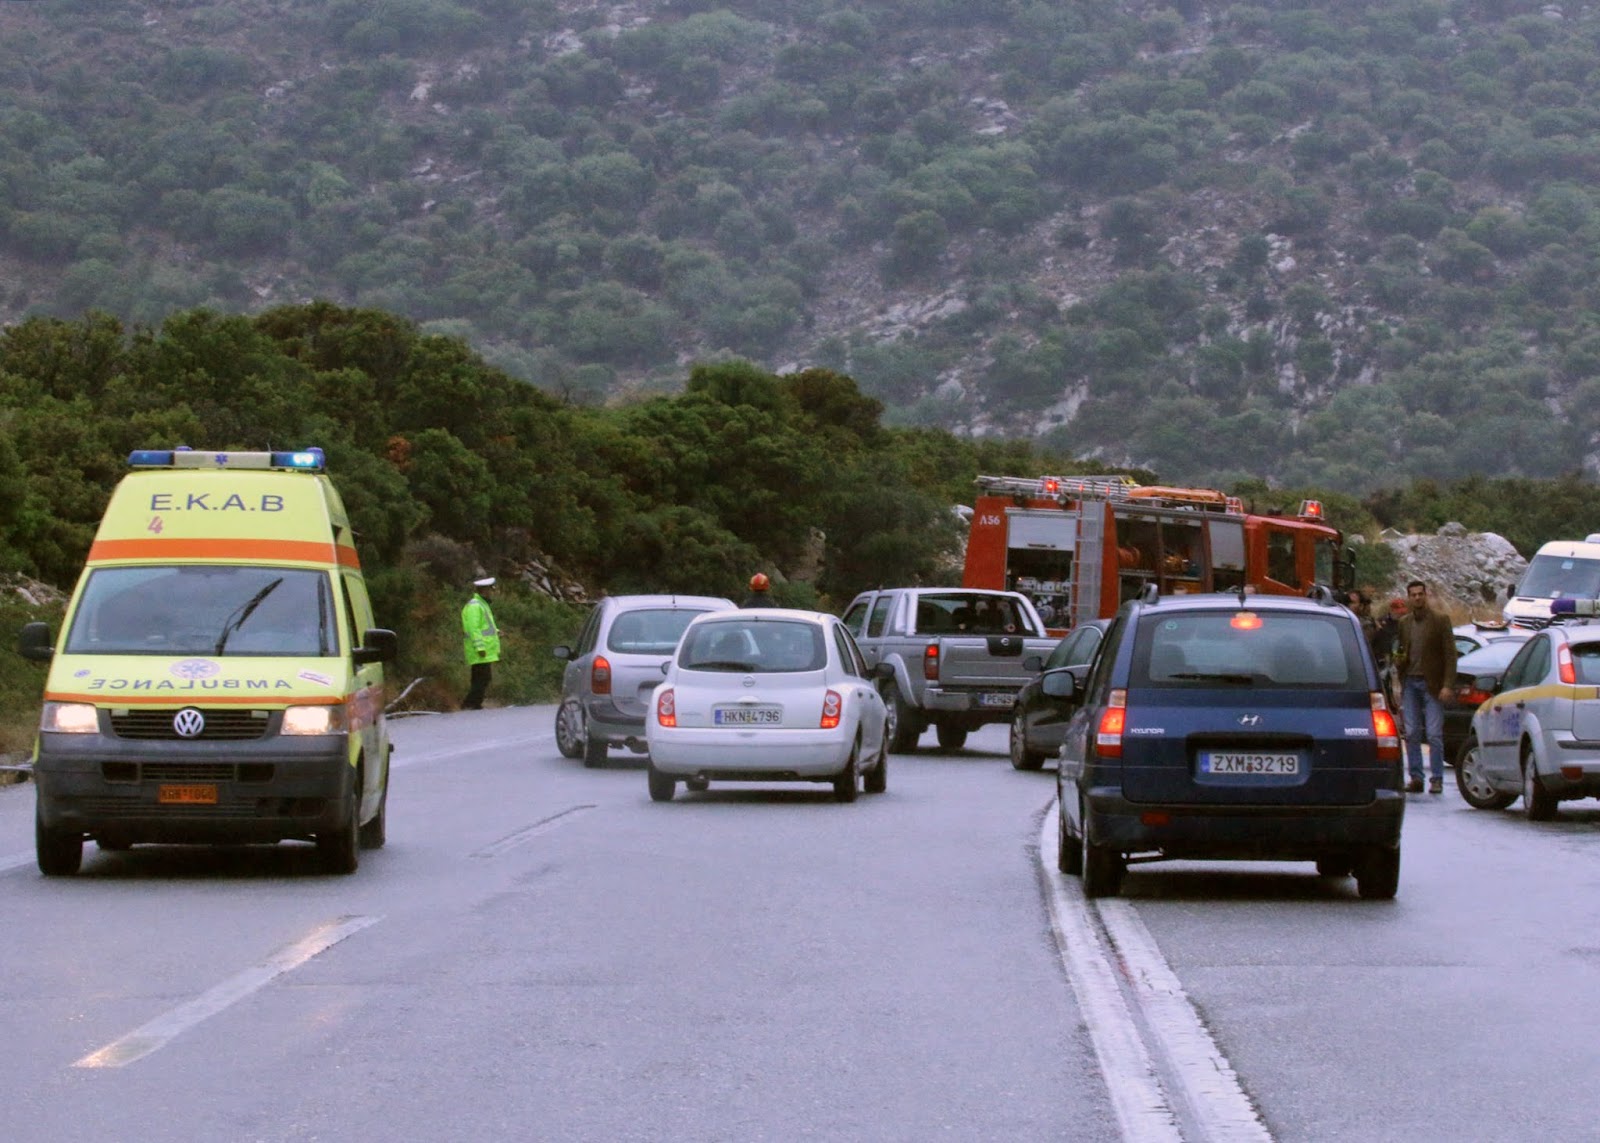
[1377,523,1527,619]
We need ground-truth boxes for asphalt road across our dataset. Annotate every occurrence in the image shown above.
[2,710,1598,1142]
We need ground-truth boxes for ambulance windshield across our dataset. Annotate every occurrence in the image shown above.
[64,566,337,656]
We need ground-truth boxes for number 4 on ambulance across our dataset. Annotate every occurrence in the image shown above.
[22,447,401,878]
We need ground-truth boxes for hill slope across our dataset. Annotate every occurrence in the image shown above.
[2,0,1599,491]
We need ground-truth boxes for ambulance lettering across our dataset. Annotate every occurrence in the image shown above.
[84,676,289,691]
[148,493,287,512]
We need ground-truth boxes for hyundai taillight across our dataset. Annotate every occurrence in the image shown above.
[821,689,842,729]
[656,687,676,728]
[924,642,939,681]
[592,656,612,695]
[1096,689,1127,758]
[1372,692,1400,763]
[1559,644,1576,685]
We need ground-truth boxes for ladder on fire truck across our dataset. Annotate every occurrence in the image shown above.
[973,474,1244,628]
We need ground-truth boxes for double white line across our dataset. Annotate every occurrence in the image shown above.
[1039,806,1272,1143]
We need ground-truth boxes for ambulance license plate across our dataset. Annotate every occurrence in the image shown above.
[159,784,218,805]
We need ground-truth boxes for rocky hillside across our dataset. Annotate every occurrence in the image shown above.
[3,1,1600,492]
[1376,524,1528,620]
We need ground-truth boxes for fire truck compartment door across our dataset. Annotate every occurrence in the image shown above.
[1007,511,1075,550]
[1208,518,1245,569]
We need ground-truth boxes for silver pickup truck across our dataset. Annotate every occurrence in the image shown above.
[841,587,1058,752]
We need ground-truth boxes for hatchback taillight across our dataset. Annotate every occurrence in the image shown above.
[656,687,676,728]
[821,689,842,729]
[1372,692,1400,763]
[923,643,939,681]
[1096,689,1127,758]
[592,656,612,695]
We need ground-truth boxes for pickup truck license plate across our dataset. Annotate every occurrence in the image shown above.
[979,693,1015,708]
[158,783,218,805]
[1199,751,1301,776]
[714,706,782,726]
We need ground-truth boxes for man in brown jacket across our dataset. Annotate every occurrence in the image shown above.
[1396,579,1457,794]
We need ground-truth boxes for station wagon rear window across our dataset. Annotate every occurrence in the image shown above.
[606,608,711,655]
[1131,610,1361,690]
[680,620,826,673]
[65,565,337,657]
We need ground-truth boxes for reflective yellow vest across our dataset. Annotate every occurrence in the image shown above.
[461,593,501,664]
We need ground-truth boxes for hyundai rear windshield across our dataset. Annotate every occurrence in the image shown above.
[1517,554,1600,599]
[1132,610,1362,689]
[680,620,826,673]
[64,565,337,657]
[606,608,712,655]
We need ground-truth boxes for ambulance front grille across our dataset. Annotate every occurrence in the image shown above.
[109,710,271,741]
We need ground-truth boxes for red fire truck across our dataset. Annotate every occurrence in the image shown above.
[962,474,1350,631]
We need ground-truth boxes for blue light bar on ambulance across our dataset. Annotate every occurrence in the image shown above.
[127,447,325,471]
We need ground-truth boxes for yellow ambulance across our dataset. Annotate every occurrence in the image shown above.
[18,447,396,875]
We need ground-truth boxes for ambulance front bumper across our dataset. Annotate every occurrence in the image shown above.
[34,731,354,844]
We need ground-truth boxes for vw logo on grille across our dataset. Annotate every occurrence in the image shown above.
[172,708,206,738]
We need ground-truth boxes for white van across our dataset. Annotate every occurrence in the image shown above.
[1503,536,1600,626]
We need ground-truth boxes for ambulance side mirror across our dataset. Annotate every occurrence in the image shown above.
[353,628,397,665]
[18,622,53,662]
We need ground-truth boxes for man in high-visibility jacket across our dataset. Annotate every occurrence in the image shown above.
[461,576,501,710]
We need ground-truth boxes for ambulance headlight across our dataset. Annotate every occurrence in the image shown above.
[281,705,347,736]
[41,703,99,734]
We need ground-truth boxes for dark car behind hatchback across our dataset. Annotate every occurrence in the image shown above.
[1056,591,1406,899]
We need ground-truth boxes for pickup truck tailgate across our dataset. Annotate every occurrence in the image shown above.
[937,635,1050,687]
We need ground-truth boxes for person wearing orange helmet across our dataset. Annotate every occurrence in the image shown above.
[742,572,776,608]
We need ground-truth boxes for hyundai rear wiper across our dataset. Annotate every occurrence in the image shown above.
[1168,671,1255,684]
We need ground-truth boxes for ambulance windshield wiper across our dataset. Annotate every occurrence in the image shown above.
[214,577,283,655]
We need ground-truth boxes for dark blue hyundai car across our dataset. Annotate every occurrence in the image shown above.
[1055,588,1406,899]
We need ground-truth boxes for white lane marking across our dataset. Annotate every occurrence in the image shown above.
[0,850,36,875]
[1039,808,1183,1143]
[472,804,596,859]
[1040,805,1274,1142]
[74,914,380,1069]
[1099,900,1272,1142]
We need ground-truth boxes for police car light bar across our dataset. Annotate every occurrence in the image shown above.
[1551,598,1600,617]
[127,448,326,471]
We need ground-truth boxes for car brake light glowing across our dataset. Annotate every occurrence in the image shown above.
[592,656,612,695]
[1096,689,1127,757]
[924,643,939,681]
[656,687,676,728]
[821,689,842,729]
[1371,692,1400,763]
[1559,643,1576,685]
[1231,612,1262,630]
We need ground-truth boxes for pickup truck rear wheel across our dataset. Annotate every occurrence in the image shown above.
[883,686,920,753]
[935,723,967,751]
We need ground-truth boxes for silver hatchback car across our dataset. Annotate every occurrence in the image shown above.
[1459,616,1600,817]
[554,594,737,767]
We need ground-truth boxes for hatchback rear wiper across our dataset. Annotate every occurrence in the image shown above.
[1168,671,1255,684]
[694,660,756,671]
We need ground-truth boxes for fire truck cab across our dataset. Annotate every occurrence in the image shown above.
[963,475,1347,631]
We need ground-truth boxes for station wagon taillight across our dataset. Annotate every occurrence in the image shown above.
[592,655,612,695]
[1372,693,1400,763]
[1096,689,1127,758]
[656,687,676,728]
[821,689,842,729]
[1559,644,1576,685]
[924,643,939,681]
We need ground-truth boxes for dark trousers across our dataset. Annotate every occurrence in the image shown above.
[463,662,493,710]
